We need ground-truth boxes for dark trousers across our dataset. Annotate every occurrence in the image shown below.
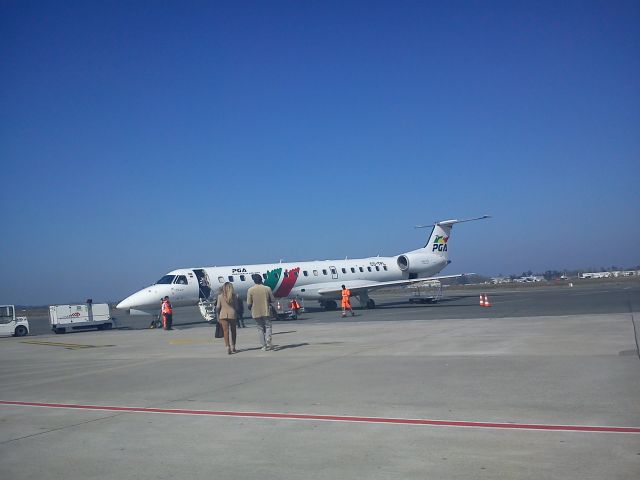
[163,313,173,330]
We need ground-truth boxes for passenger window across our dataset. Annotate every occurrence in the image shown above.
[294,271,299,277]
[322,269,327,275]
[367,267,372,272]
[218,276,224,283]
[228,276,234,282]
[341,268,346,274]
[284,272,289,278]
[240,275,246,281]
[263,274,268,280]
[351,268,355,273]
[313,270,318,276]
[375,266,380,271]
[383,266,388,271]
[359,267,363,272]
[303,271,308,277]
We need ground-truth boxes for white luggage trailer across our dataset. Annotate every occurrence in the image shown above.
[407,280,443,304]
[0,305,30,337]
[49,302,113,334]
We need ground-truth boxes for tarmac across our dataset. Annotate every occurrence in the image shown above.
[1,282,639,479]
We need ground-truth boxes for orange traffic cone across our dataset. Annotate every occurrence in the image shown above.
[479,294,485,307]
[483,294,492,307]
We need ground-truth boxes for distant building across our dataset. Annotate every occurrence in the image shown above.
[491,277,511,284]
[514,275,544,283]
[579,270,639,279]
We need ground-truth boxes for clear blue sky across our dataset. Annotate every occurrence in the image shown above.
[1,1,639,305]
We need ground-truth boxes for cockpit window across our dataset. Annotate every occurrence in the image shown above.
[174,275,188,285]
[156,275,176,284]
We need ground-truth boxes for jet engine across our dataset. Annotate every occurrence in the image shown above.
[396,252,432,273]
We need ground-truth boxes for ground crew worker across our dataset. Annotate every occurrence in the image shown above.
[161,296,173,330]
[341,285,354,317]
[289,298,301,319]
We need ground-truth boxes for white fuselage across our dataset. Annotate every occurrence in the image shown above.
[116,252,446,313]
[116,216,490,314]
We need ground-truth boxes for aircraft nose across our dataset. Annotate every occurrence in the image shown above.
[116,298,130,310]
[116,288,157,310]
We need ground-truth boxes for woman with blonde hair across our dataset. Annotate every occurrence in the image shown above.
[215,282,238,354]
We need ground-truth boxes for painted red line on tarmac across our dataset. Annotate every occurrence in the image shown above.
[1,400,639,434]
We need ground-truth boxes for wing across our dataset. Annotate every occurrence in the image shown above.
[316,274,471,297]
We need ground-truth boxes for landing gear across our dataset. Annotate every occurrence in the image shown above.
[321,300,338,311]
[366,299,376,309]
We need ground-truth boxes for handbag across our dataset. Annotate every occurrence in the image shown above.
[214,322,224,339]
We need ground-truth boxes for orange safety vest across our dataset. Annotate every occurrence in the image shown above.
[162,300,173,314]
[290,299,300,310]
[341,289,351,307]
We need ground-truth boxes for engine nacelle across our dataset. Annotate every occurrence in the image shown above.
[396,252,433,274]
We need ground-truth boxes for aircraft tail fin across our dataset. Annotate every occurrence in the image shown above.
[415,215,491,259]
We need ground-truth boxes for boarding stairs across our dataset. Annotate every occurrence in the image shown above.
[198,299,216,323]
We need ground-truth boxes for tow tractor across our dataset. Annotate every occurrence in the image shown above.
[0,305,30,337]
[272,298,305,320]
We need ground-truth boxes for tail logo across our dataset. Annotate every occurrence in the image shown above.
[432,235,449,252]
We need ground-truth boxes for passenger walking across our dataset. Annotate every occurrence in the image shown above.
[161,296,173,329]
[247,274,276,351]
[215,282,238,355]
[341,285,354,317]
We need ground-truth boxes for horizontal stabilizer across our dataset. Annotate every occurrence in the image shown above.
[415,215,491,229]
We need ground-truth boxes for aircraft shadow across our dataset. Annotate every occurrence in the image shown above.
[272,343,309,351]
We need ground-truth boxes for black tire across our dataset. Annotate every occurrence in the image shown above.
[366,299,376,309]
[102,323,113,330]
[54,327,65,334]
[14,325,28,337]
[322,300,338,311]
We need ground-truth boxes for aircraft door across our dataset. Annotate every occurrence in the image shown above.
[193,269,212,299]
[330,266,338,279]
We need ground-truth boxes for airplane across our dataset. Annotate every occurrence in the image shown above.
[116,216,490,316]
